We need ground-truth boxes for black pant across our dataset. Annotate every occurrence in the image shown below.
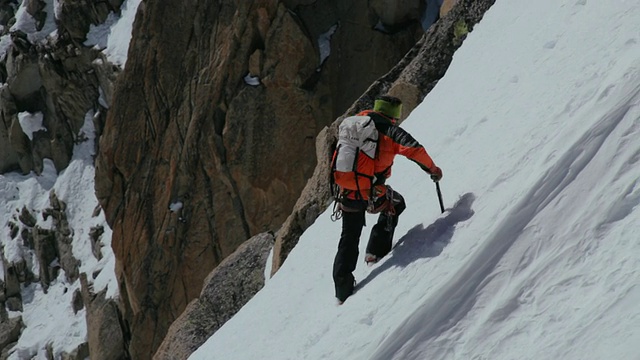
[332,190,406,301]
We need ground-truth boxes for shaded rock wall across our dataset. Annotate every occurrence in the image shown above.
[0,316,22,358]
[95,0,424,357]
[154,232,273,360]
[80,274,128,360]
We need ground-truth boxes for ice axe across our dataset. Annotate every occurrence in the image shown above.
[435,181,445,213]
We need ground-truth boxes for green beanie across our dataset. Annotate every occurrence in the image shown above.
[373,96,402,119]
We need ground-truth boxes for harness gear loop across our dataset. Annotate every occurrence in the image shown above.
[366,197,375,213]
[331,195,343,222]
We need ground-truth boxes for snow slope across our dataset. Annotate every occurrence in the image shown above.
[191,0,640,359]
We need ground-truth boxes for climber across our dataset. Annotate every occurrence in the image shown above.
[330,95,443,304]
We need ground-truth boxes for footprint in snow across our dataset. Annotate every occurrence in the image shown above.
[358,309,377,326]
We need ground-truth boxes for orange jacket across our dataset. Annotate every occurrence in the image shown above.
[343,110,438,200]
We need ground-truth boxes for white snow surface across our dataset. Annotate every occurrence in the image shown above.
[192,1,640,360]
[169,201,184,212]
[104,0,143,68]
[243,72,261,86]
[10,0,57,43]
[10,280,88,360]
[84,12,119,50]
[17,111,46,140]
[318,23,338,65]
[1,112,117,359]
[85,0,142,68]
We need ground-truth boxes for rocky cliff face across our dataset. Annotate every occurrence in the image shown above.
[441,0,460,17]
[154,232,274,360]
[0,0,123,358]
[94,0,424,358]
[0,0,118,175]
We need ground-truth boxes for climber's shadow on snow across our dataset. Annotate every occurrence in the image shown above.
[358,192,476,288]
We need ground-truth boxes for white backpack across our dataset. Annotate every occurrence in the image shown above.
[331,115,379,197]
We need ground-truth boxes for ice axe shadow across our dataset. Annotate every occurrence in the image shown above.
[357,192,476,289]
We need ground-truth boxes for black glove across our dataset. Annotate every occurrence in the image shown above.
[430,166,442,182]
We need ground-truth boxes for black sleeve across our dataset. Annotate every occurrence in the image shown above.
[370,112,422,147]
